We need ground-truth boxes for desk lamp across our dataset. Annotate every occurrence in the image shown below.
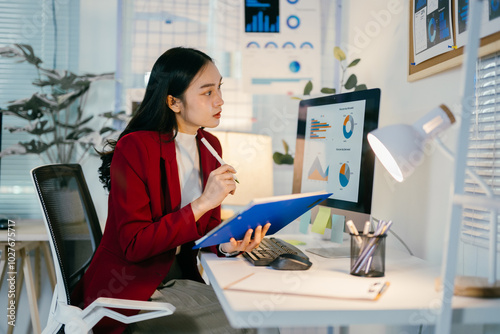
[368,1,500,332]
[367,104,455,182]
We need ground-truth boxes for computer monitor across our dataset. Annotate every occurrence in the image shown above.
[292,88,380,230]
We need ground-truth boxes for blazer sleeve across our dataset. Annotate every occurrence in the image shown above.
[109,135,204,263]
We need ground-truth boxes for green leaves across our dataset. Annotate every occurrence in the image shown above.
[4,94,49,120]
[303,80,313,95]
[344,74,358,90]
[348,59,360,67]
[6,120,54,136]
[300,46,366,96]
[334,46,346,61]
[66,127,94,140]
[283,139,289,155]
[0,44,43,67]
[100,110,126,119]
[0,44,118,163]
[273,140,294,165]
[320,87,336,94]
[20,139,51,155]
[55,115,93,129]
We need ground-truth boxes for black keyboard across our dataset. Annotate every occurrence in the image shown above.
[242,237,310,266]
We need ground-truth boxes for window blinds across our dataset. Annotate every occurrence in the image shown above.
[461,52,500,252]
[0,0,80,220]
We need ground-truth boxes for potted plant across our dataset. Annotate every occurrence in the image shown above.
[303,46,367,96]
[0,44,127,164]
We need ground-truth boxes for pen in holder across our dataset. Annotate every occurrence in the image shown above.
[350,232,387,277]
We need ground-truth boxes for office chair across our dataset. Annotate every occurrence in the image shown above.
[31,164,175,334]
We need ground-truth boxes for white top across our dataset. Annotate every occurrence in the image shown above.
[175,132,202,208]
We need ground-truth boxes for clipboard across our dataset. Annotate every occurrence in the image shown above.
[193,191,332,249]
[224,272,390,301]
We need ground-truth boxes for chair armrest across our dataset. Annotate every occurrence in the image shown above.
[81,297,175,330]
[54,298,175,334]
[86,297,175,313]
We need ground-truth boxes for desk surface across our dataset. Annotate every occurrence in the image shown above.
[0,219,47,242]
[200,234,500,329]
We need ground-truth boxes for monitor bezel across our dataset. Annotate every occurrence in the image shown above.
[292,88,380,215]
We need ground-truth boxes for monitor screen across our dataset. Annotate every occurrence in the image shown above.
[292,88,380,229]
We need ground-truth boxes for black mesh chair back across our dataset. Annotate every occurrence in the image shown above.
[32,164,102,304]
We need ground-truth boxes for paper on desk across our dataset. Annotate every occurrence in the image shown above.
[224,272,389,301]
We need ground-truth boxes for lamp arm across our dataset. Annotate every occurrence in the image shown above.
[433,137,494,198]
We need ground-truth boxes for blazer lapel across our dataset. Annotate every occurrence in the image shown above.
[160,134,182,212]
[197,129,215,191]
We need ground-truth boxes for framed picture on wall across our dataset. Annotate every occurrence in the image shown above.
[408,0,500,82]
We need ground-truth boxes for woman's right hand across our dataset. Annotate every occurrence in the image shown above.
[191,164,237,220]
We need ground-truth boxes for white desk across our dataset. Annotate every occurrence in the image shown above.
[200,234,500,331]
[0,219,56,334]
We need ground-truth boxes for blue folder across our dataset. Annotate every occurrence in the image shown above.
[193,191,332,249]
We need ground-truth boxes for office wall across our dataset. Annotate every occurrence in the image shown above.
[347,0,500,311]
[79,0,118,227]
[340,2,492,333]
[341,0,462,265]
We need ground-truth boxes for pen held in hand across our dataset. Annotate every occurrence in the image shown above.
[201,137,240,184]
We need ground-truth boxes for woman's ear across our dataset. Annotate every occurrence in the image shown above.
[167,95,182,113]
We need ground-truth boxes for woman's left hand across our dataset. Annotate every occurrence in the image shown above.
[220,223,271,254]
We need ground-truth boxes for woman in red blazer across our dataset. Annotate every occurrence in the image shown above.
[77,47,270,334]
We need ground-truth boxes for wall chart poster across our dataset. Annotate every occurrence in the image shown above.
[242,0,321,95]
[455,0,500,47]
[413,0,454,65]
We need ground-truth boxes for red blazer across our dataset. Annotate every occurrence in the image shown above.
[77,129,222,334]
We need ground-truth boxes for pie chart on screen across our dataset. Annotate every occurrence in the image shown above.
[343,115,354,139]
[339,163,350,187]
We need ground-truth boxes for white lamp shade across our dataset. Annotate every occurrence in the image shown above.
[368,105,455,182]
[367,124,424,182]
[208,131,274,206]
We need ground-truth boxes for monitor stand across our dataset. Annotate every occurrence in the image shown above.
[306,242,351,258]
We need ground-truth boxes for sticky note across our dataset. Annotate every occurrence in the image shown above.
[330,214,345,244]
[311,206,331,234]
[299,210,311,234]
[284,239,306,246]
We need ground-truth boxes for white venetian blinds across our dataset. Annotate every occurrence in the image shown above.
[0,0,80,219]
[461,52,500,252]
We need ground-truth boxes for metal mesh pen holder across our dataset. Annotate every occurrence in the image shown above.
[350,233,387,277]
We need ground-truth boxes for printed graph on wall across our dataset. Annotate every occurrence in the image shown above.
[455,0,500,47]
[245,0,280,33]
[242,0,321,94]
[412,0,453,64]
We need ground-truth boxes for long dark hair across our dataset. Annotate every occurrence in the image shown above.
[98,47,213,190]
